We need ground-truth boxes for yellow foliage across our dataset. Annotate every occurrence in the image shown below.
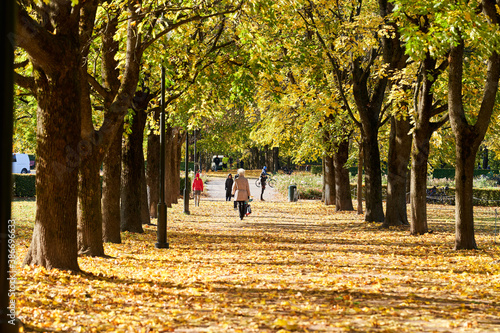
[11,198,500,332]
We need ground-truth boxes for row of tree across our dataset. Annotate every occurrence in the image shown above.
[13,0,500,271]
[241,0,500,250]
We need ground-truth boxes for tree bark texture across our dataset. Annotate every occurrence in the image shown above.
[322,157,326,202]
[361,128,385,222]
[173,131,184,203]
[141,167,151,225]
[164,125,174,207]
[77,152,105,256]
[384,116,412,227]
[102,124,122,243]
[410,134,430,234]
[120,109,148,233]
[146,126,160,218]
[77,7,105,255]
[19,1,85,270]
[334,138,354,211]
[454,139,478,249]
[357,145,364,214]
[273,147,279,172]
[324,154,336,206]
[23,63,82,271]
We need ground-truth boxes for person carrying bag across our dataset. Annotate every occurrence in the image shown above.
[232,168,251,220]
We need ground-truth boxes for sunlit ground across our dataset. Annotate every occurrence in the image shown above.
[12,198,500,332]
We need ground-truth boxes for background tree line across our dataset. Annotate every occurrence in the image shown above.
[12,0,500,271]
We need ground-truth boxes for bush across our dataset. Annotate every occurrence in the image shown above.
[180,176,191,194]
[299,188,322,200]
[311,165,322,175]
[13,174,36,197]
[472,188,500,206]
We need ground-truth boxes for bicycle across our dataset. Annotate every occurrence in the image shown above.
[255,177,276,188]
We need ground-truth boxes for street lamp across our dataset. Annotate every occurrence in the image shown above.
[156,66,169,249]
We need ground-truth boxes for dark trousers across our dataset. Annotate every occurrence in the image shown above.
[226,191,232,201]
[236,201,247,219]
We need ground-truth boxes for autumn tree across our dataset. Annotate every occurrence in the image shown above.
[395,0,500,248]
[15,0,244,270]
[17,0,94,270]
[448,0,500,249]
[391,1,450,233]
[287,0,409,221]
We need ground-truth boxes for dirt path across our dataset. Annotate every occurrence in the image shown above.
[204,176,284,202]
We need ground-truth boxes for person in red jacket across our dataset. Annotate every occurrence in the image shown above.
[192,173,204,207]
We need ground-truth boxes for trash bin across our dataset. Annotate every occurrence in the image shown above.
[288,185,297,202]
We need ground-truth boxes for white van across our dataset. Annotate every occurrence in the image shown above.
[12,153,31,174]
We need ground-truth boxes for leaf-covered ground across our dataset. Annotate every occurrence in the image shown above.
[12,198,500,332]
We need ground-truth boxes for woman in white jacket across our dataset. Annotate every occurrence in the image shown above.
[232,168,251,220]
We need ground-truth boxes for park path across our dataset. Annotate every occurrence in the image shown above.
[204,176,283,202]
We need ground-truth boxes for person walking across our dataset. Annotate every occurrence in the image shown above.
[213,155,220,171]
[192,172,204,207]
[232,168,251,220]
[259,166,268,201]
[225,173,234,201]
[233,173,239,210]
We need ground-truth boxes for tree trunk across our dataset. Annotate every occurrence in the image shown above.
[362,128,385,222]
[120,109,147,233]
[410,132,430,234]
[273,147,279,172]
[23,63,81,271]
[322,157,326,202]
[482,147,489,169]
[141,165,150,224]
[357,145,364,214]
[173,131,183,203]
[384,116,412,227]
[76,3,106,257]
[448,34,500,246]
[164,125,174,207]
[409,54,448,234]
[102,123,122,243]
[146,125,160,218]
[77,152,105,256]
[334,138,354,211]
[454,137,478,249]
[324,154,336,206]
[166,127,182,205]
[448,29,500,249]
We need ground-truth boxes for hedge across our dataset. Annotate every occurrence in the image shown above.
[432,168,500,179]
[428,187,500,207]
[13,174,192,199]
[12,174,36,197]
[180,176,191,194]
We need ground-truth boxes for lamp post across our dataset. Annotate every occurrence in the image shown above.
[1,1,19,331]
[155,66,168,249]
[183,132,190,214]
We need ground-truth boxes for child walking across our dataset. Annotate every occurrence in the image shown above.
[192,173,204,207]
